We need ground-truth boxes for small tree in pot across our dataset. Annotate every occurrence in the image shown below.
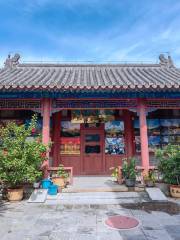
[143,169,156,187]
[156,144,180,198]
[122,158,137,187]
[0,115,46,201]
[109,167,122,184]
[52,164,69,189]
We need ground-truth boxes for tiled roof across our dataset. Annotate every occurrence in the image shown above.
[0,54,180,91]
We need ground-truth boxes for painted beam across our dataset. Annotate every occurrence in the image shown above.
[0,90,180,99]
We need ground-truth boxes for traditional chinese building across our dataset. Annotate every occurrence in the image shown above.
[0,54,180,175]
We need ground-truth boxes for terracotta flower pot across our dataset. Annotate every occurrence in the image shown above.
[7,188,23,201]
[52,177,65,188]
[170,185,180,198]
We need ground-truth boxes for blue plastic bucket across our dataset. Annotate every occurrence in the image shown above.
[41,179,52,189]
[48,184,58,195]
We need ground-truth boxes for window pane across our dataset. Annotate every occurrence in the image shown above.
[105,138,125,154]
[85,145,101,153]
[85,134,100,142]
[134,118,180,153]
[61,121,80,137]
[60,121,80,155]
[105,121,125,155]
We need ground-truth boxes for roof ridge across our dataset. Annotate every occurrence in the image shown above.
[3,53,176,69]
[18,63,161,68]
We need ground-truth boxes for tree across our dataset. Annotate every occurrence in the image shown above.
[0,115,47,188]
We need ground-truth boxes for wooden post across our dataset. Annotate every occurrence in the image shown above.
[52,111,61,167]
[124,110,134,158]
[42,98,51,154]
[138,99,149,172]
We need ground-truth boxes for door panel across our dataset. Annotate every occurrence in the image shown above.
[82,130,104,174]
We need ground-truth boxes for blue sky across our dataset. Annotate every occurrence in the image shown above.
[0,0,180,66]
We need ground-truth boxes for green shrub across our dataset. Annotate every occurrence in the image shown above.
[0,115,47,188]
[143,169,156,183]
[156,144,180,185]
[122,158,136,180]
[57,164,69,179]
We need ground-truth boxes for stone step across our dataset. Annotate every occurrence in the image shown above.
[63,185,128,193]
[62,185,145,193]
[28,189,48,203]
[45,191,145,205]
[48,191,140,199]
[45,199,144,205]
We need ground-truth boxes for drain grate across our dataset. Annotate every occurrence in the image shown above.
[105,215,140,230]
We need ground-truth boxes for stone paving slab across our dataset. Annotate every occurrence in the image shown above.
[0,200,179,240]
[165,225,180,240]
[143,229,173,240]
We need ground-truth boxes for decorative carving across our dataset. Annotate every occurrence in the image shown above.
[159,54,174,67]
[4,53,20,68]
[167,55,174,67]
[146,99,180,109]
[0,99,41,109]
[54,99,137,109]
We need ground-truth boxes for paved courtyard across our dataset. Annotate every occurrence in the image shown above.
[0,200,180,240]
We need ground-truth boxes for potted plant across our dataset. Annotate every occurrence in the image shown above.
[156,144,180,198]
[52,164,69,189]
[143,169,156,187]
[122,158,137,187]
[0,115,46,201]
[109,167,122,184]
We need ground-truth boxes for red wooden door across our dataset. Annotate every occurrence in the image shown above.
[81,129,104,174]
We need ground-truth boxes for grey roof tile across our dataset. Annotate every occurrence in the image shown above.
[0,57,180,91]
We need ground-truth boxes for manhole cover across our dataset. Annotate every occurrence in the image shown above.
[105,215,140,230]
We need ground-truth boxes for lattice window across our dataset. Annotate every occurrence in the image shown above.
[0,99,41,109]
[53,99,137,109]
[146,100,180,109]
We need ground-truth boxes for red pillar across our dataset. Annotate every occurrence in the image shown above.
[138,99,149,172]
[52,111,61,167]
[42,98,51,150]
[41,98,51,178]
[124,110,134,158]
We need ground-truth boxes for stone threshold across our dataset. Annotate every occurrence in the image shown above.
[62,185,145,193]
